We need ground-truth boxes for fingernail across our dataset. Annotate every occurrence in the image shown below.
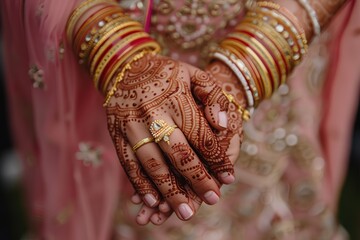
[178,203,194,220]
[144,194,157,207]
[220,172,235,184]
[218,111,228,128]
[204,191,219,205]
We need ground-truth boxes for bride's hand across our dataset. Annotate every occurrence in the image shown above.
[106,53,235,221]
[133,60,247,225]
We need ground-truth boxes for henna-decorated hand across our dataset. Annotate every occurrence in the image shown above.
[132,60,247,225]
[106,53,236,222]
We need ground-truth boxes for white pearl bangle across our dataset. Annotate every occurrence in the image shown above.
[296,0,321,36]
[210,50,255,114]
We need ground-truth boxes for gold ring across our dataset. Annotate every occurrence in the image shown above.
[132,137,154,153]
[149,119,178,145]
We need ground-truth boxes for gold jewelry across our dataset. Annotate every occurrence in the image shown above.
[66,0,117,42]
[149,120,178,145]
[132,137,154,153]
[222,91,251,121]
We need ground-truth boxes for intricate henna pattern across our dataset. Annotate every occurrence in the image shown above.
[109,134,159,198]
[106,54,236,214]
[168,143,212,187]
[205,61,246,162]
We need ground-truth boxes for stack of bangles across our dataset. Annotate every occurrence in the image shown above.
[66,0,161,106]
[209,1,310,115]
[66,0,318,119]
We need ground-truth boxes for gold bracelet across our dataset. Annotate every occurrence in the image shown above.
[229,32,280,90]
[88,21,142,63]
[66,0,117,42]
[92,32,148,85]
[79,16,136,65]
[237,23,288,85]
[90,24,144,74]
[221,39,273,98]
[222,91,251,121]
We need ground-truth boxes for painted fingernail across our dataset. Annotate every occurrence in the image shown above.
[220,172,235,184]
[144,194,157,207]
[218,111,228,128]
[178,203,194,220]
[204,191,219,205]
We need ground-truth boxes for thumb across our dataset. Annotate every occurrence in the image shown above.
[185,63,229,130]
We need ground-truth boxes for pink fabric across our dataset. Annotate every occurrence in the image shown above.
[0,0,359,239]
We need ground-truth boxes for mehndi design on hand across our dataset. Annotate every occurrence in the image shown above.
[106,53,235,221]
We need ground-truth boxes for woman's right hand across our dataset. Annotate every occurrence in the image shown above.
[106,53,235,221]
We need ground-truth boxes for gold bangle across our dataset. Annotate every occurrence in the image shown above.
[92,32,148,84]
[237,23,288,85]
[224,44,265,100]
[79,16,136,65]
[244,15,300,68]
[229,32,280,90]
[90,24,144,74]
[221,39,273,98]
[74,8,124,55]
[88,21,142,63]
[66,0,117,42]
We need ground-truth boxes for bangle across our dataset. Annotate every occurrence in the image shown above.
[210,49,255,113]
[296,0,321,36]
[237,25,287,85]
[66,0,117,42]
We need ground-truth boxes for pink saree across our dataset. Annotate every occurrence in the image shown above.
[1,0,359,239]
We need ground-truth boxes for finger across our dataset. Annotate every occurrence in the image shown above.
[159,201,171,213]
[186,63,230,131]
[127,128,197,221]
[167,89,235,184]
[150,211,173,225]
[115,137,161,208]
[131,193,142,205]
[136,204,157,225]
[148,117,221,205]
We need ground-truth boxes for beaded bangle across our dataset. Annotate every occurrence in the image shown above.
[246,9,305,65]
[73,5,121,51]
[242,18,293,73]
[237,29,284,88]
[78,16,135,64]
[90,26,144,74]
[66,0,117,42]
[230,32,280,90]
[296,0,321,36]
[221,39,273,98]
[88,22,142,64]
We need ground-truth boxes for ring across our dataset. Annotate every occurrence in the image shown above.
[149,119,178,145]
[132,137,154,153]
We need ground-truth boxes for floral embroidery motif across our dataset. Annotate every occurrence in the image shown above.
[75,142,103,167]
[28,65,45,89]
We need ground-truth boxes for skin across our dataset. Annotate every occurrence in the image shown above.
[105,54,243,221]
